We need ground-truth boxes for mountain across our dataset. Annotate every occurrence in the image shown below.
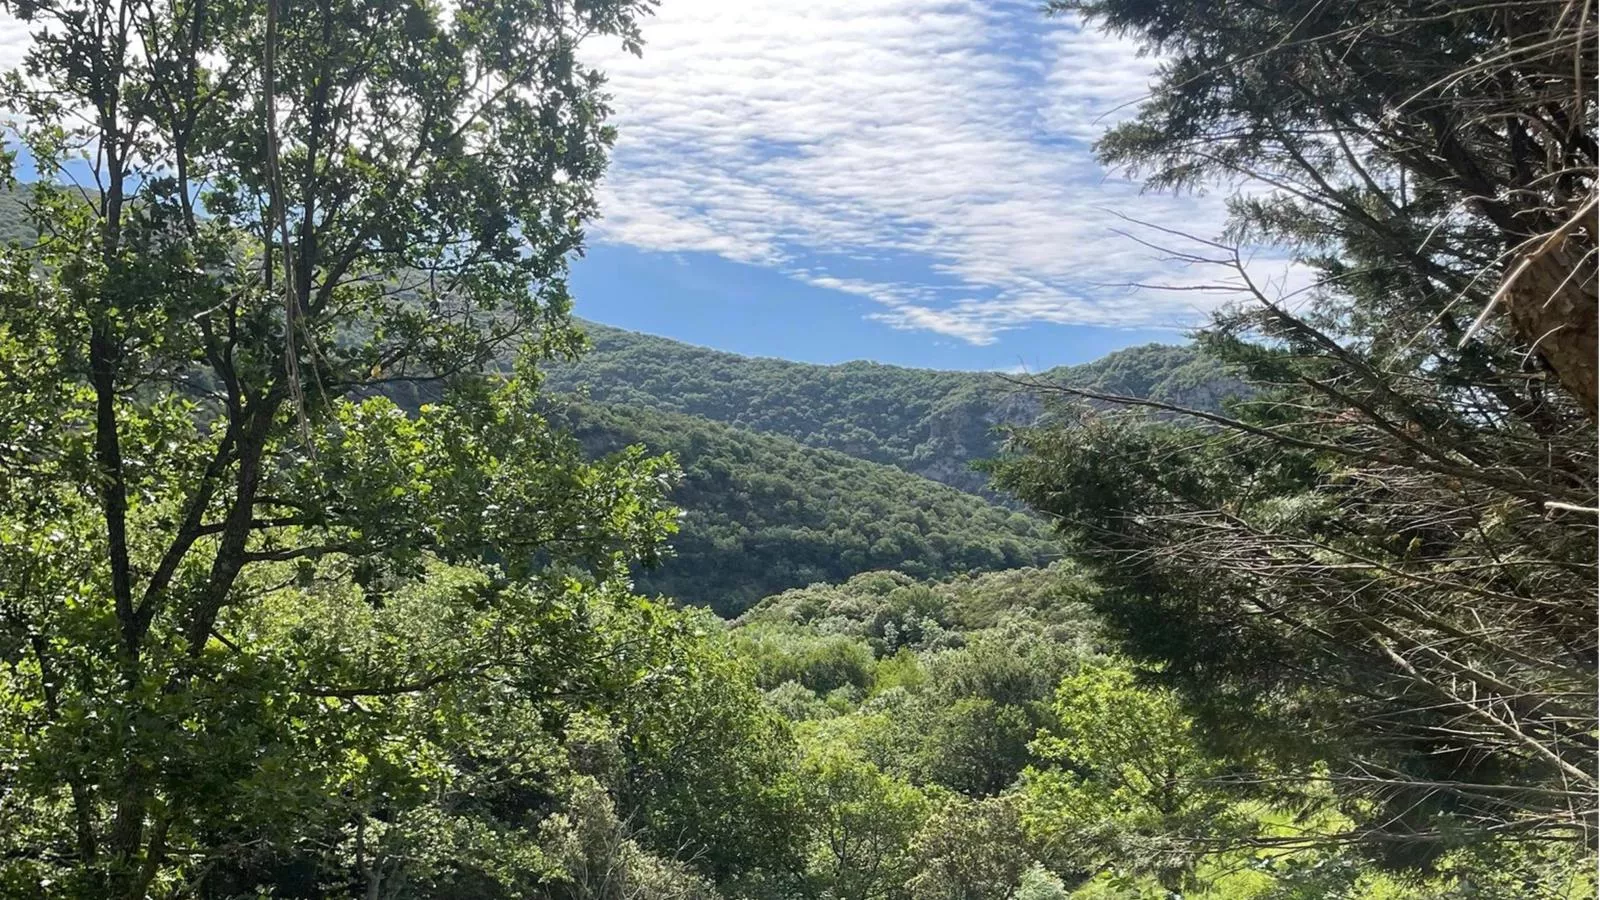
[551,400,1060,616]
[544,321,1237,494]
[531,323,1240,615]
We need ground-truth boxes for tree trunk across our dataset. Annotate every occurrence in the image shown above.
[1505,241,1599,419]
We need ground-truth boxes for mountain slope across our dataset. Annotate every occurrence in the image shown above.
[551,400,1060,615]
[544,321,1237,494]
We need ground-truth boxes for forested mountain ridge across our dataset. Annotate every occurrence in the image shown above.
[545,321,1238,494]
[517,323,1232,614]
[549,399,1059,615]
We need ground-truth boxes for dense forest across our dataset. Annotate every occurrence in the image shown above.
[551,401,1058,615]
[535,330,1235,611]
[0,0,1594,898]
[543,323,1236,494]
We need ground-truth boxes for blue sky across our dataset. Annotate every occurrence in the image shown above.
[569,0,1272,370]
[0,0,1299,372]
[569,243,1183,371]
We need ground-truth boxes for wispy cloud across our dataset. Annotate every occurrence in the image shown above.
[0,2,1284,344]
[584,0,1273,343]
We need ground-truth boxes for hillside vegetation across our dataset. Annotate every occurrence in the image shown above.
[717,565,1592,899]
[554,400,1059,614]
[546,322,1236,493]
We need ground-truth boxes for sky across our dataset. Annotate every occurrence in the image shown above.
[0,1,1286,372]
[570,0,1263,370]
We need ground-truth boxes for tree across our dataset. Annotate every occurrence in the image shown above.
[998,382,1595,862]
[1052,0,1597,414]
[539,777,723,900]
[798,741,930,900]
[607,612,807,884]
[914,698,1036,798]
[905,796,1036,900]
[181,568,704,899]
[0,0,661,892]
[993,0,1597,870]
[1021,665,1244,890]
[1009,865,1068,900]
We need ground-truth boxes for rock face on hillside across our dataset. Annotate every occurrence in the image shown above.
[544,321,1242,497]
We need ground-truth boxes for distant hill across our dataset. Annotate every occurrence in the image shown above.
[544,321,1239,494]
[0,185,81,246]
[551,400,1060,616]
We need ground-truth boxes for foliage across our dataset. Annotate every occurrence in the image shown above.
[739,630,878,697]
[603,610,807,882]
[904,796,1036,900]
[991,0,1600,873]
[555,401,1060,615]
[543,321,1237,494]
[796,740,930,900]
[1053,0,1596,412]
[738,563,1098,645]
[999,357,1595,880]
[1011,864,1069,900]
[734,566,1097,804]
[1022,665,1247,889]
[729,559,1595,899]
[0,543,808,896]
[540,777,723,900]
[726,567,1093,896]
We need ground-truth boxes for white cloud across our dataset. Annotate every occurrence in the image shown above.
[0,17,26,72]
[0,2,1298,344]
[583,0,1282,343]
